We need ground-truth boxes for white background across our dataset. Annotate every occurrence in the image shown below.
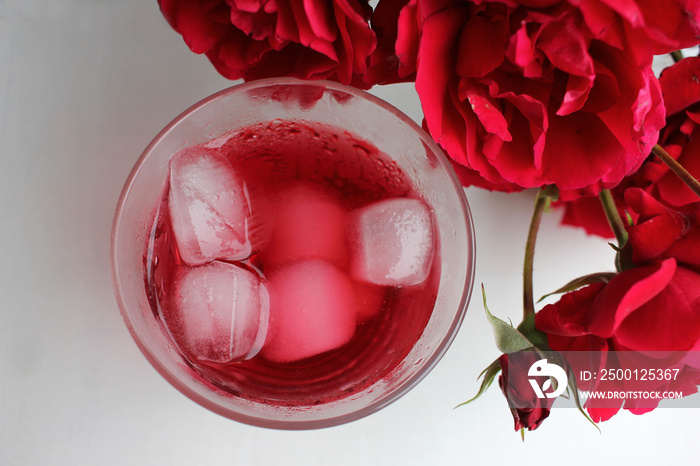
[1,1,696,464]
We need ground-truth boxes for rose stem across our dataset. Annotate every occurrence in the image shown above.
[522,187,551,322]
[652,144,700,198]
[598,188,628,248]
[671,50,684,63]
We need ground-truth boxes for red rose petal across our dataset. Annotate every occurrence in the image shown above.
[538,13,594,80]
[665,227,700,269]
[414,6,468,138]
[541,112,623,191]
[636,0,700,53]
[587,259,677,339]
[598,0,645,27]
[305,0,338,42]
[536,283,606,338]
[625,188,687,263]
[160,0,229,53]
[455,15,507,78]
[660,57,700,117]
[506,23,544,78]
[558,196,615,238]
[571,0,624,49]
[614,267,700,351]
[458,80,511,142]
[557,74,593,116]
[395,0,420,78]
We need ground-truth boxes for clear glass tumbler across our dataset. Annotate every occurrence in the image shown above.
[111,78,475,429]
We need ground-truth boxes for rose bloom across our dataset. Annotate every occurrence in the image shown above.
[536,188,700,422]
[158,0,377,87]
[370,0,700,195]
[559,56,700,237]
[498,352,554,431]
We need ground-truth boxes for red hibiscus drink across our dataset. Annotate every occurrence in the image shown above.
[151,120,439,400]
[112,79,475,428]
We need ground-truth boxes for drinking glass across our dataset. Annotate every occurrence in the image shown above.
[111,78,476,429]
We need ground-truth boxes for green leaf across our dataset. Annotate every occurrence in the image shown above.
[455,358,502,408]
[538,272,616,303]
[482,285,534,354]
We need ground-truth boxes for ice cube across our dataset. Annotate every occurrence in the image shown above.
[172,261,269,363]
[261,260,357,363]
[349,198,434,286]
[168,148,252,266]
[262,182,349,269]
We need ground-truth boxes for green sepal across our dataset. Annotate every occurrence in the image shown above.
[562,357,601,433]
[542,184,560,205]
[482,285,535,354]
[516,313,549,349]
[544,351,600,432]
[538,272,617,303]
[455,358,502,408]
[616,241,636,272]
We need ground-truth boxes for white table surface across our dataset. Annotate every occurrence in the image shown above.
[1,1,696,464]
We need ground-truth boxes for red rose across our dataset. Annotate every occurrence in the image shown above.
[536,188,700,421]
[537,270,700,421]
[653,57,700,207]
[558,57,700,237]
[497,353,554,431]
[373,0,700,195]
[364,0,416,85]
[158,0,377,87]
